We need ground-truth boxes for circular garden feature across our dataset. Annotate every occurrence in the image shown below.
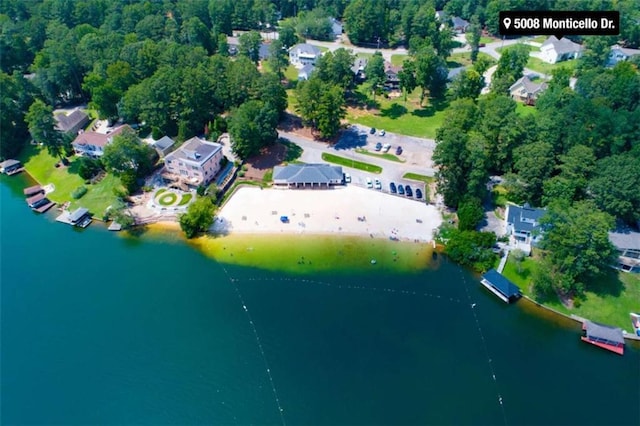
[158,192,178,206]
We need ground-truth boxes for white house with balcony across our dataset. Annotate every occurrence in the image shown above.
[505,203,546,255]
[289,43,322,68]
[163,137,223,187]
[71,125,132,157]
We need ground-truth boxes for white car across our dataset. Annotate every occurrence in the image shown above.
[382,143,391,153]
[374,179,382,190]
[366,177,373,188]
[344,173,351,183]
[378,129,386,136]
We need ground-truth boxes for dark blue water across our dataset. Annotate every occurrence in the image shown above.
[2,175,639,425]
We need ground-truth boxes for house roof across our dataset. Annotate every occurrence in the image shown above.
[435,10,446,21]
[610,44,640,57]
[509,76,548,95]
[72,125,131,148]
[451,16,469,28]
[352,57,368,74]
[584,320,624,345]
[259,43,270,60]
[54,109,89,132]
[298,63,315,78]
[482,269,521,298]
[69,207,89,222]
[0,159,21,168]
[330,18,342,35]
[507,204,545,233]
[154,136,175,150]
[542,36,582,55]
[165,136,222,165]
[609,228,640,251]
[447,66,466,81]
[290,43,321,57]
[273,164,343,184]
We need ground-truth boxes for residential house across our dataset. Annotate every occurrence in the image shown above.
[352,57,368,82]
[258,42,271,61]
[329,18,343,39]
[435,10,446,21]
[608,44,640,67]
[384,62,402,90]
[164,136,224,187]
[298,63,315,80]
[71,125,132,157]
[539,36,583,64]
[509,76,548,105]
[152,136,175,157]
[54,109,90,135]
[273,164,343,188]
[609,227,640,273]
[451,16,470,33]
[289,43,322,68]
[505,203,546,255]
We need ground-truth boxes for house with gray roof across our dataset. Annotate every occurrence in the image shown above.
[609,227,640,273]
[330,18,343,39]
[608,44,640,67]
[298,63,315,80]
[505,203,546,255]
[289,43,322,68]
[164,137,223,187]
[273,164,343,188]
[152,136,175,157]
[54,109,90,135]
[451,16,470,33]
[540,36,583,64]
[509,76,548,105]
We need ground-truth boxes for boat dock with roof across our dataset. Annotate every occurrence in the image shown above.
[26,193,55,213]
[56,207,92,228]
[0,159,23,175]
[23,185,44,197]
[480,269,522,303]
[581,320,625,355]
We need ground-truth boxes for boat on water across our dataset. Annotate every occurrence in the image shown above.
[581,320,625,355]
[631,313,640,337]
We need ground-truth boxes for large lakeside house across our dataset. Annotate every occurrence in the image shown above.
[163,136,224,187]
[71,125,132,157]
[505,203,546,255]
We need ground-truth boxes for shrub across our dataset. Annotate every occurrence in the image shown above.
[71,186,88,199]
[197,185,206,196]
[141,185,153,192]
[78,156,102,179]
[151,126,163,140]
[238,170,245,177]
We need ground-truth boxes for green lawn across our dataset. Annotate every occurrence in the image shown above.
[446,51,497,68]
[516,102,539,117]
[526,57,577,76]
[20,145,123,217]
[263,168,273,183]
[503,255,640,330]
[402,172,435,184]
[321,152,382,173]
[284,64,299,81]
[479,36,498,44]
[390,54,408,66]
[178,193,192,206]
[491,185,509,207]
[355,148,404,163]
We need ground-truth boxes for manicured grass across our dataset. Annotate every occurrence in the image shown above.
[19,145,122,216]
[525,57,577,76]
[447,51,496,68]
[321,152,382,174]
[284,64,299,81]
[263,168,273,183]
[178,193,192,206]
[402,172,435,184]
[479,36,497,44]
[504,255,640,330]
[355,148,404,163]
[158,192,178,206]
[529,35,547,44]
[491,185,509,208]
[515,102,539,117]
[156,188,166,196]
[390,54,408,66]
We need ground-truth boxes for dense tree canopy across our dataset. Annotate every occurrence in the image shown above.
[228,100,278,160]
[102,128,157,177]
[179,196,216,238]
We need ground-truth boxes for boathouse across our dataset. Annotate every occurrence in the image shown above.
[273,164,343,188]
[26,193,55,213]
[581,320,625,355]
[0,159,23,175]
[23,185,44,197]
[480,269,522,303]
[56,207,92,228]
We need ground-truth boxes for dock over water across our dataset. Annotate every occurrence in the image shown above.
[481,269,522,303]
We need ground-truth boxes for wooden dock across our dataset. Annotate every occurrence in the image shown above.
[56,208,92,228]
[33,201,56,213]
[24,185,44,196]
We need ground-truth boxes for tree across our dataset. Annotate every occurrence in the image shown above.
[448,68,484,100]
[102,128,157,176]
[229,100,278,160]
[25,99,65,160]
[278,24,298,49]
[590,154,640,224]
[343,0,389,45]
[444,229,497,272]
[77,156,102,179]
[238,30,262,64]
[267,39,288,79]
[509,141,555,206]
[414,46,448,104]
[295,10,333,41]
[398,59,416,103]
[316,85,346,139]
[364,52,385,97]
[179,196,216,238]
[511,249,526,273]
[1,72,35,159]
[256,72,287,119]
[491,44,530,95]
[313,48,356,89]
[457,197,484,231]
[107,198,135,229]
[539,201,616,294]
[466,16,482,62]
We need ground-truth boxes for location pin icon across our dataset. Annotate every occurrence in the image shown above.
[503,17,511,29]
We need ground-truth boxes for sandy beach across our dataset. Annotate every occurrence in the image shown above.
[212,186,442,242]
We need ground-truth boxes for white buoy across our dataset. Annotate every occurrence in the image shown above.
[371,259,377,264]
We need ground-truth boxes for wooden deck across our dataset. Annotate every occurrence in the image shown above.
[24,185,44,196]
[33,201,56,213]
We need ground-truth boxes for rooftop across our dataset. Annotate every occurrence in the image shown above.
[507,204,545,233]
[165,137,222,165]
[290,43,322,57]
[610,44,640,57]
[54,109,89,133]
[510,76,548,94]
[609,228,640,251]
[72,125,130,148]
[482,269,522,299]
[584,320,624,345]
[273,164,343,184]
[542,36,582,54]
[69,207,89,223]
[153,136,175,150]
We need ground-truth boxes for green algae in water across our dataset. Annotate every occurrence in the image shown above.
[190,233,436,274]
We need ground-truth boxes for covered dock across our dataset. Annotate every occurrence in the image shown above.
[23,185,44,196]
[56,207,92,228]
[0,159,23,175]
[581,320,625,355]
[480,269,522,303]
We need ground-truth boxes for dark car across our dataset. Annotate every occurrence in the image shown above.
[397,184,405,195]
[395,146,403,155]
[369,127,376,134]
[415,188,423,199]
[389,182,397,193]
[405,185,412,197]
[375,142,382,151]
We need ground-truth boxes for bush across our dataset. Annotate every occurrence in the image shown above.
[120,170,138,194]
[78,156,102,179]
[151,126,163,140]
[197,185,206,196]
[457,197,484,231]
[141,185,153,192]
[71,186,88,199]
[238,170,245,177]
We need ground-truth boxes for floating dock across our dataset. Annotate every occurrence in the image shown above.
[480,269,522,303]
[26,193,56,213]
[581,320,624,355]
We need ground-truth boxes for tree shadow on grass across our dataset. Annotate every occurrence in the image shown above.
[583,269,624,298]
[380,103,407,119]
[66,158,81,176]
[281,139,303,162]
[346,90,380,110]
[446,60,464,68]
[411,98,449,118]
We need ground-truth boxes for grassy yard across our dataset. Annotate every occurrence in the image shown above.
[390,54,408,66]
[515,102,539,117]
[321,152,382,173]
[526,57,577,76]
[262,168,273,183]
[503,255,640,330]
[491,184,509,207]
[355,148,404,163]
[19,145,123,217]
[402,172,435,184]
[446,51,497,68]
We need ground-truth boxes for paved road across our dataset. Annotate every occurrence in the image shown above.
[277,127,436,201]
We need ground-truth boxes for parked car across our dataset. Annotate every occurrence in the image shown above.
[378,129,386,136]
[375,142,382,151]
[344,173,351,183]
[366,177,373,188]
[382,143,391,153]
[369,127,376,134]
[415,188,423,199]
[395,146,403,155]
[405,185,412,197]
[397,184,405,195]
[389,182,397,193]
[374,178,382,190]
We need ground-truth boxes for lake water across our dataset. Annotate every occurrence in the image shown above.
[1,175,639,425]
